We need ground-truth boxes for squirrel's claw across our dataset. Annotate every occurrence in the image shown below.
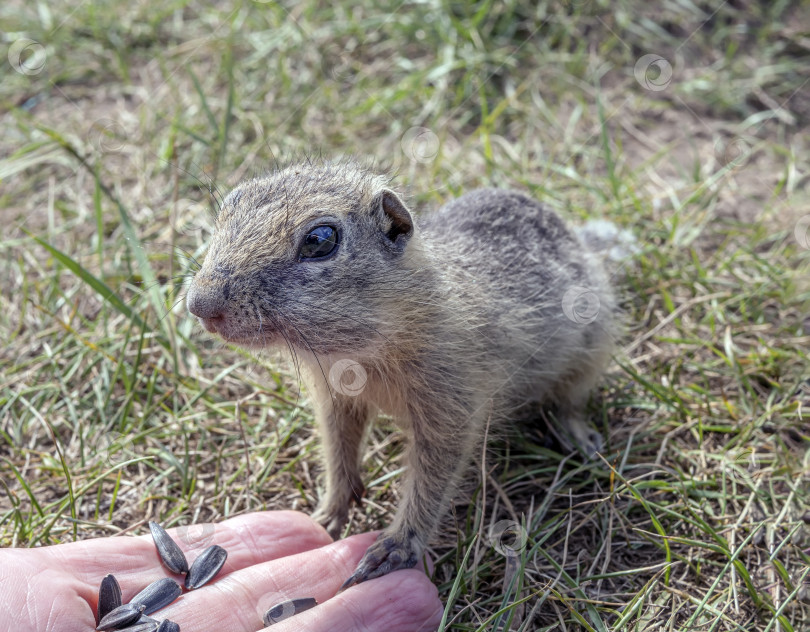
[338,531,419,592]
[312,506,348,541]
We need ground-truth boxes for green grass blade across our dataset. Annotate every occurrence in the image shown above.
[30,234,150,333]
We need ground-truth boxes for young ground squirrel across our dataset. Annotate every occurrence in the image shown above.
[186,160,620,588]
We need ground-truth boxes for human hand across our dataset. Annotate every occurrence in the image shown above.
[0,511,443,632]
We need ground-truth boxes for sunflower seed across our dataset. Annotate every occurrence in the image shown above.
[136,615,159,625]
[156,621,180,632]
[262,597,318,626]
[96,603,145,630]
[130,577,182,615]
[117,621,157,632]
[149,521,189,575]
[97,574,122,623]
[185,544,227,589]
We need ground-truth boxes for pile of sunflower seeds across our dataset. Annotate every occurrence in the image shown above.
[93,521,318,630]
[94,521,227,631]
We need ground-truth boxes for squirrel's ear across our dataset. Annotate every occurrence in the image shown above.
[373,189,413,245]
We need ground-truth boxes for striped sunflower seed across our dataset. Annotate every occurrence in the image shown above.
[185,545,227,589]
[156,621,180,632]
[97,574,122,623]
[130,577,182,615]
[148,522,189,575]
[262,597,318,626]
[96,603,145,630]
[117,621,157,632]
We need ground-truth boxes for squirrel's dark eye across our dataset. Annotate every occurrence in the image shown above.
[299,225,339,260]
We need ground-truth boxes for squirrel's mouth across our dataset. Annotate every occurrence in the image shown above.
[197,316,281,348]
[197,316,223,335]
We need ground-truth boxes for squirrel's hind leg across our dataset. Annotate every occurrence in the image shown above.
[545,334,613,457]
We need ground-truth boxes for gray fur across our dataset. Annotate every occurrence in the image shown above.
[187,160,621,585]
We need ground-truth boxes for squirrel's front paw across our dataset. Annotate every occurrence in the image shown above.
[311,504,348,541]
[339,529,421,590]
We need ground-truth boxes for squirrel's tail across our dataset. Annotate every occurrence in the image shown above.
[575,219,639,264]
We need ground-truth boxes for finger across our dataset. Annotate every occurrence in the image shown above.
[268,571,444,632]
[39,511,332,597]
[150,532,438,632]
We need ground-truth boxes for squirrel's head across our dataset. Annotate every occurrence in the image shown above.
[186,161,417,355]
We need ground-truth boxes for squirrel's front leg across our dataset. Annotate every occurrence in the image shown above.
[340,403,479,589]
[310,394,371,540]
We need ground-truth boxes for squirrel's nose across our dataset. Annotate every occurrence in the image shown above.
[187,282,228,320]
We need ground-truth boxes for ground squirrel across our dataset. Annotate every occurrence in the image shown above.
[186,160,620,588]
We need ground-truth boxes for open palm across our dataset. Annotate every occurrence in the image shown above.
[0,511,443,632]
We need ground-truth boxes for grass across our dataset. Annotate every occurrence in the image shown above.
[1,0,809,629]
